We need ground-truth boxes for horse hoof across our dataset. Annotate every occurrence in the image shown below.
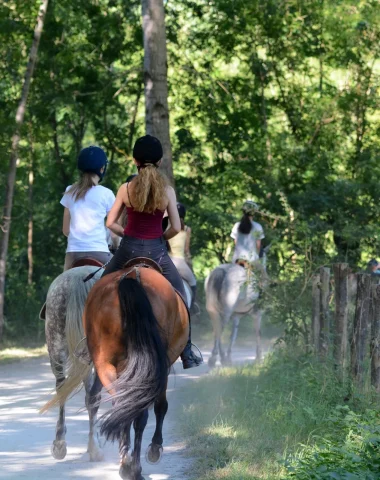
[89,447,104,462]
[145,443,163,464]
[51,440,67,460]
[119,464,144,480]
[208,356,217,368]
[221,355,232,366]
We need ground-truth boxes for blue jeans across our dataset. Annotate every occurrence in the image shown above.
[101,235,186,299]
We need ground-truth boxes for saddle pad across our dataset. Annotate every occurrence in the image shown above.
[71,258,104,269]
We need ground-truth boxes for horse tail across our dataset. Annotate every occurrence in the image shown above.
[40,267,101,414]
[205,267,226,312]
[100,276,169,441]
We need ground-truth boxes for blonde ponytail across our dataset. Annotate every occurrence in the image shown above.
[132,165,168,213]
[67,173,96,202]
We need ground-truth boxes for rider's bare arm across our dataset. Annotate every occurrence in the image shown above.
[62,208,70,237]
[163,187,181,241]
[185,226,192,261]
[106,185,126,237]
[256,239,261,253]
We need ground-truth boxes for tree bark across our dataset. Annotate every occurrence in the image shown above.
[311,274,321,352]
[371,284,380,392]
[0,0,49,339]
[27,128,35,287]
[141,0,174,184]
[351,273,371,387]
[333,263,349,370]
[319,267,330,356]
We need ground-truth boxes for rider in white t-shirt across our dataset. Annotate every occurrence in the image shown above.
[61,146,116,270]
[231,201,264,264]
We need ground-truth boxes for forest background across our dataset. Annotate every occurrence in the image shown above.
[0,0,379,342]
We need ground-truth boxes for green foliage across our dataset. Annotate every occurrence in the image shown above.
[180,350,380,479]
[1,0,380,339]
[284,407,380,479]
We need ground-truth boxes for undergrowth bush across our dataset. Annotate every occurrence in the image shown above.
[181,349,380,480]
[285,406,380,479]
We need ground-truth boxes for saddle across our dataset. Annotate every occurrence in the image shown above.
[123,257,163,274]
[236,259,249,269]
[39,257,104,320]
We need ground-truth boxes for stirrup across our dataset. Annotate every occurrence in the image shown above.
[191,343,203,363]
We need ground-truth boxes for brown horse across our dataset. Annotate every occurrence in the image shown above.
[42,261,189,480]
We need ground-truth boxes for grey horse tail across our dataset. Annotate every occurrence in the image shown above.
[205,267,226,310]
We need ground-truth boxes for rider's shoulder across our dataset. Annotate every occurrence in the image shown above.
[95,184,115,195]
[165,185,175,197]
[252,220,263,230]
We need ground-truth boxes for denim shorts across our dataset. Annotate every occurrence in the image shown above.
[101,235,186,298]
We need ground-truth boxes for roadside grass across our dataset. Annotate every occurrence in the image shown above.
[0,341,47,364]
[181,349,380,479]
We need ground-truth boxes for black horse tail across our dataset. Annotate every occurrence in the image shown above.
[100,277,169,441]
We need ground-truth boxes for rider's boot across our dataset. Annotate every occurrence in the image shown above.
[181,319,203,369]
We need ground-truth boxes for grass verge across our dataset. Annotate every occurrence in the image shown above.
[181,349,380,479]
[0,343,47,364]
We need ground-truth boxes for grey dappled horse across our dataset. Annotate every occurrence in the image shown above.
[43,266,104,461]
[205,261,267,367]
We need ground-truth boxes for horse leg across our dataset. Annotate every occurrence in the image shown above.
[146,387,168,464]
[84,371,104,462]
[119,423,132,471]
[208,310,221,367]
[227,314,241,365]
[219,313,231,366]
[120,409,149,480]
[254,308,263,362]
[51,362,67,460]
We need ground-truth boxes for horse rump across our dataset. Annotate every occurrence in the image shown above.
[205,266,227,311]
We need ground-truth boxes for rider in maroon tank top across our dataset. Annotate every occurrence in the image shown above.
[103,135,202,370]
[123,185,164,239]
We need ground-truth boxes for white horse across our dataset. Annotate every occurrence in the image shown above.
[205,260,267,367]
[41,266,105,461]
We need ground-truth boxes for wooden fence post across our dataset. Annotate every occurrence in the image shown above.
[371,284,380,392]
[312,274,321,352]
[333,263,349,370]
[351,273,371,386]
[319,267,330,356]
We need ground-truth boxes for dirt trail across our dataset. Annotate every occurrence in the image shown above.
[0,348,256,479]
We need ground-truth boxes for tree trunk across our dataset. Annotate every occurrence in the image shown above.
[0,0,49,339]
[27,131,35,287]
[319,267,330,356]
[333,263,349,370]
[351,273,371,387]
[371,284,380,392]
[311,274,321,352]
[141,0,174,184]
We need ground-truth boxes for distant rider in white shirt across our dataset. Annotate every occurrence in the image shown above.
[231,200,264,264]
[60,146,116,270]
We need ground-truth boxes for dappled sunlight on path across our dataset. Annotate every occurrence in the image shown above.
[0,346,261,479]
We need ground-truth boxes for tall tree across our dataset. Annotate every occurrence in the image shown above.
[141,0,174,183]
[0,0,49,339]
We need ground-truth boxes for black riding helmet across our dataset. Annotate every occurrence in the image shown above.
[177,202,186,219]
[133,135,163,168]
[78,146,108,181]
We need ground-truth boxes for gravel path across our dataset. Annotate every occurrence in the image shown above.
[0,348,258,479]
